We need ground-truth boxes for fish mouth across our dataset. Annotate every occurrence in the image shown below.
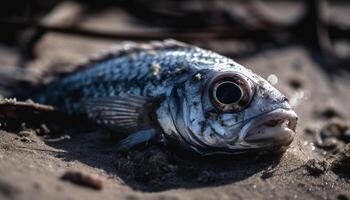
[240,108,298,146]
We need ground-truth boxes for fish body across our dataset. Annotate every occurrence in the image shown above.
[34,39,297,156]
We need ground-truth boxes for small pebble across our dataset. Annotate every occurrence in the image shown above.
[288,77,303,90]
[314,107,343,119]
[40,124,51,134]
[344,143,350,157]
[315,121,350,152]
[330,144,350,175]
[305,159,329,176]
[320,121,348,139]
[61,171,104,190]
[342,129,350,143]
[319,138,339,150]
[18,130,32,137]
[337,194,349,200]
[20,137,32,143]
[0,179,21,197]
[304,127,316,135]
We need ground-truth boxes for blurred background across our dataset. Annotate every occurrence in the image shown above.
[0,0,349,67]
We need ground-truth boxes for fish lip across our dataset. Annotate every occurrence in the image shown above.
[238,108,298,146]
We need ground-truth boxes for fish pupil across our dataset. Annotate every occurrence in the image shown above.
[215,81,242,104]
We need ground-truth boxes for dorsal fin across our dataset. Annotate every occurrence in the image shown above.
[54,39,189,78]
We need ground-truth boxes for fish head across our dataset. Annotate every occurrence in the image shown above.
[157,62,298,156]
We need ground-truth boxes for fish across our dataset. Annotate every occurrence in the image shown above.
[31,39,298,156]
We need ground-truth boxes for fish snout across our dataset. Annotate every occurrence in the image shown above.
[242,109,298,146]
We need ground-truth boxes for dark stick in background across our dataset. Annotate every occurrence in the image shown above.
[0,0,348,66]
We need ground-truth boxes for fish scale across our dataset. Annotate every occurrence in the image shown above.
[35,45,226,113]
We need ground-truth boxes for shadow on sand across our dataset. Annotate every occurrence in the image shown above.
[43,129,282,192]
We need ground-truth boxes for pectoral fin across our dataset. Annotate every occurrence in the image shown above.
[84,94,159,133]
[116,129,156,152]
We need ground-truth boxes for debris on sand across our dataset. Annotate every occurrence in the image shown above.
[43,134,71,142]
[0,98,17,104]
[61,171,104,190]
[320,121,348,139]
[305,159,329,176]
[330,143,350,177]
[337,193,350,200]
[115,146,228,187]
[310,121,350,178]
[18,130,33,138]
[16,127,37,143]
[320,138,342,151]
[39,124,51,135]
[304,127,316,136]
[0,179,21,198]
[20,137,33,143]
[115,145,281,190]
[115,146,176,184]
[314,107,343,119]
[315,120,350,153]
[288,77,304,90]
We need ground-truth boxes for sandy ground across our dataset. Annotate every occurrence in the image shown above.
[0,41,349,200]
[0,2,350,200]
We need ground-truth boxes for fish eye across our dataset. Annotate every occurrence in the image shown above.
[209,73,254,112]
[214,81,242,104]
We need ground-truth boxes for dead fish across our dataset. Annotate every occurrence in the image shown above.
[31,39,297,156]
